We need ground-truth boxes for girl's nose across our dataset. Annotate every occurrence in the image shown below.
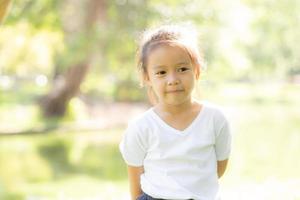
[167,74,179,85]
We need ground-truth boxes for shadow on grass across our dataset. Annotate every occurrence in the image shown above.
[37,136,127,181]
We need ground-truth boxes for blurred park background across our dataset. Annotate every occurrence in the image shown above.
[0,0,300,199]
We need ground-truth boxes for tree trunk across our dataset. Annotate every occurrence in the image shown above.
[40,0,106,118]
[41,63,90,117]
[0,0,11,23]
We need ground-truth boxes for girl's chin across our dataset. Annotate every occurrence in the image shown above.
[161,98,192,106]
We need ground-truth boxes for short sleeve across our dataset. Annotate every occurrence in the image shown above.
[214,111,231,161]
[119,121,147,166]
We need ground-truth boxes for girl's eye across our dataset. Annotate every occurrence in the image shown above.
[178,67,190,72]
[155,71,166,76]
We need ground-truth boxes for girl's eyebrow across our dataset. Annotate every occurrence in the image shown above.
[152,65,166,69]
[153,62,190,69]
[176,61,190,65]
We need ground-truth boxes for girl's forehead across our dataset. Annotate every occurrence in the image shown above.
[147,43,192,66]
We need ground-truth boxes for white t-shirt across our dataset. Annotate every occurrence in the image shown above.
[119,102,231,200]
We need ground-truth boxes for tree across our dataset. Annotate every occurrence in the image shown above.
[0,0,12,23]
[41,0,107,117]
[243,0,300,79]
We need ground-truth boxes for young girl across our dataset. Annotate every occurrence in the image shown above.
[119,24,231,200]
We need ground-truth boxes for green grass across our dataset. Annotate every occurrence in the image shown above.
[0,82,300,199]
[8,176,129,200]
[0,128,129,200]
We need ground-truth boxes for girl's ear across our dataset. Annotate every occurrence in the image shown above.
[143,72,151,86]
[196,69,200,80]
[194,63,201,80]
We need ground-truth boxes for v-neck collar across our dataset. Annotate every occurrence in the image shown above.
[149,103,206,135]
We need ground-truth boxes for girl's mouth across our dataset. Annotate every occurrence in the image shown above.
[166,89,184,93]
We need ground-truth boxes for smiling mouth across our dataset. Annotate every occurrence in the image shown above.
[166,90,184,93]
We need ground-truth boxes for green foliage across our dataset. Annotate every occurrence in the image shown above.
[38,137,73,178]
[0,80,48,105]
[243,0,300,78]
[6,0,62,29]
[0,192,25,200]
[1,0,300,102]
[0,138,52,187]
[3,0,299,101]
[0,23,64,76]
[79,144,126,180]
[0,81,48,132]
[63,97,89,121]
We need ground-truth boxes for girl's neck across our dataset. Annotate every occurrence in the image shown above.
[155,98,198,115]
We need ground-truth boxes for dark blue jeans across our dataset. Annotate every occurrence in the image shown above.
[136,193,165,200]
[137,193,193,200]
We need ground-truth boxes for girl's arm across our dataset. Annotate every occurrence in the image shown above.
[127,165,144,200]
[217,159,228,178]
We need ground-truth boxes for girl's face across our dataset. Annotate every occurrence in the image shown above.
[145,43,198,106]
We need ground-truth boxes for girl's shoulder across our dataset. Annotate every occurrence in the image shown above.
[199,100,222,112]
[200,100,229,122]
[124,108,155,141]
[127,107,155,128]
